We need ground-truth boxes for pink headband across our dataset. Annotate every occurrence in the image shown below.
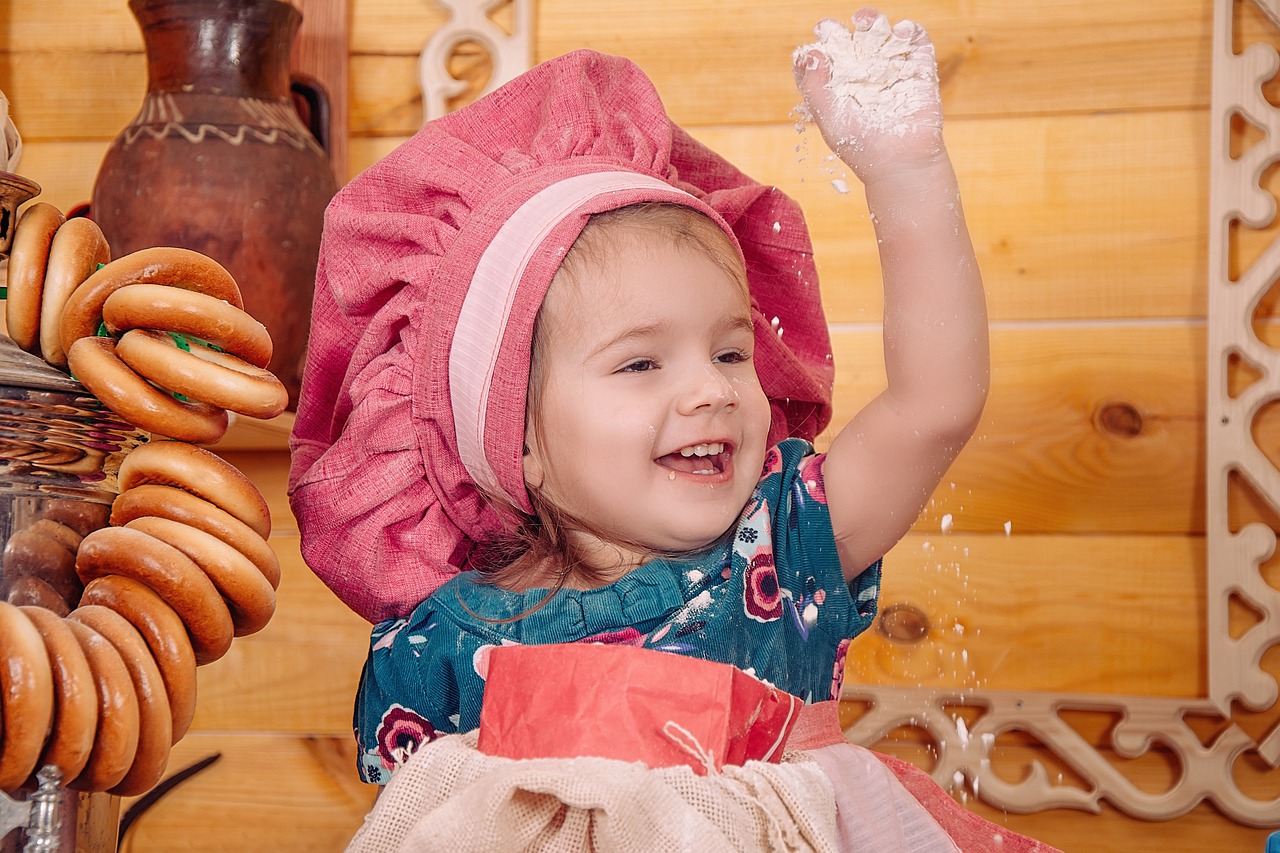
[289,50,834,622]
[451,170,700,506]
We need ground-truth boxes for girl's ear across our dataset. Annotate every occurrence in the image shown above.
[522,438,546,490]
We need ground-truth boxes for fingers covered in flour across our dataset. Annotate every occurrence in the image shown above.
[793,8,943,178]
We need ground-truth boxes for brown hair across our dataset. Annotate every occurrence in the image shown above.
[470,202,748,600]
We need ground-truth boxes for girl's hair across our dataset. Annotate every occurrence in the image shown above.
[469,202,749,600]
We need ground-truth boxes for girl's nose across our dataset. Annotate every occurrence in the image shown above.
[677,363,739,415]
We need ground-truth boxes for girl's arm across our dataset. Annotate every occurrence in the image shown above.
[794,10,989,580]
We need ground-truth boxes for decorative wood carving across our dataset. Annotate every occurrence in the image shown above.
[418,0,532,122]
[842,0,1280,826]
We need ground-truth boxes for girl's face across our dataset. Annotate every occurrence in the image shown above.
[522,225,770,571]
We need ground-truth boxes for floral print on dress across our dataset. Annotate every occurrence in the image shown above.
[799,454,828,504]
[578,627,646,646]
[370,617,408,651]
[374,704,436,772]
[761,446,784,479]
[352,439,883,786]
[743,547,783,622]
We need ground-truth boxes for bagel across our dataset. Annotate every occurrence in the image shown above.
[6,575,72,616]
[110,484,280,588]
[20,606,98,785]
[40,217,111,366]
[103,283,272,367]
[79,575,196,742]
[0,600,55,791]
[75,525,234,665]
[2,524,83,605]
[125,516,276,637]
[58,247,242,357]
[27,517,85,552]
[42,500,111,538]
[115,328,287,419]
[5,202,65,352]
[66,335,229,444]
[63,619,140,793]
[116,440,271,538]
[67,605,172,796]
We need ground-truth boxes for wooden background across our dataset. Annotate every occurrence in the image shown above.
[4,0,1280,849]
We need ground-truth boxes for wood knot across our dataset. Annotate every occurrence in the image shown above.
[877,603,930,644]
[1097,402,1143,437]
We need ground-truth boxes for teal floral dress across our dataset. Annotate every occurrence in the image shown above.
[353,438,882,784]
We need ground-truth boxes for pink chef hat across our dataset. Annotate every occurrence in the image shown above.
[289,49,834,623]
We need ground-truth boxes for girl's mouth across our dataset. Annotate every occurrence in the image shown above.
[656,442,732,478]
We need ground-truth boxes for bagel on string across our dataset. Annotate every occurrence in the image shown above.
[19,605,98,786]
[110,484,280,588]
[40,217,111,367]
[5,202,65,353]
[75,525,234,665]
[58,246,243,358]
[43,501,110,538]
[115,328,288,419]
[124,516,276,638]
[117,440,272,538]
[6,575,72,616]
[79,574,197,742]
[0,600,55,791]
[102,283,272,368]
[2,523,82,610]
[62,619,140,793]
[66,335,229,444]
[66,605,173,796]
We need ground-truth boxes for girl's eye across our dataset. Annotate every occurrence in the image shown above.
[715,350,751,365]
[619,359,657,373]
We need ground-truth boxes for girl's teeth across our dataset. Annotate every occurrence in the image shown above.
[678,442,724,458]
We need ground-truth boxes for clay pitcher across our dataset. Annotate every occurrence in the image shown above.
[91,0,338,409]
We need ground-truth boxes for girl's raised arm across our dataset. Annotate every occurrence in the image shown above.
[794,10,989,580]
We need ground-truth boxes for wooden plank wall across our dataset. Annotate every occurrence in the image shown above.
[4,0,1280,849]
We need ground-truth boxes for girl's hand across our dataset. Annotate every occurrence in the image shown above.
[793,9,944,184]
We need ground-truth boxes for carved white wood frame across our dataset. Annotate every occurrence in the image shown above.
[841,0,1280,826]
[419,0,532,122]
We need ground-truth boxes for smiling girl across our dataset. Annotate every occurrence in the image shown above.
[288,8,1044,852]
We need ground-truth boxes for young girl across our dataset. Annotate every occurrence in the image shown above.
[291,9,1050,851]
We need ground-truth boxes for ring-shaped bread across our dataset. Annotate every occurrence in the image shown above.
[75,525,234,665]
[63,619,140,793]
[116,440,271,538]
[20,605,99,785]
[40,217,111,367]
[67,605,173,796]
[5,202,65,352]
[115,328,287,419]
[58,246,242,357]
[124,516,276,638]
[110,484,280,589]
[0,600,55,790]
[66,336,229,444]
[79,574,197,743]
[102,283,272,368]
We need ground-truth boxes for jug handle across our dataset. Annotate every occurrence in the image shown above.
[290,73,331,159]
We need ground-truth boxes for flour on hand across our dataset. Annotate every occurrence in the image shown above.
[794,13,940,137]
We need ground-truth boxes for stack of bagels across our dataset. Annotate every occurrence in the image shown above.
[1,202,288,796]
